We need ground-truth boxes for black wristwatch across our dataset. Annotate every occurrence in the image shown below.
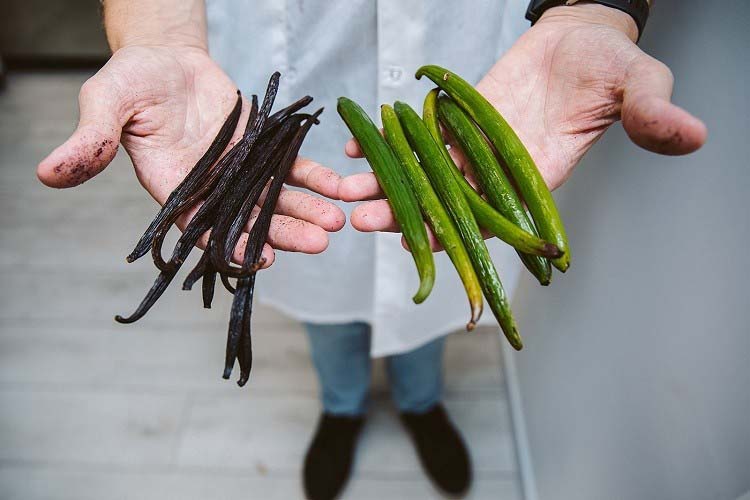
[526,0,650,41]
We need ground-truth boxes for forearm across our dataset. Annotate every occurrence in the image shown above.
[102,0,208,51]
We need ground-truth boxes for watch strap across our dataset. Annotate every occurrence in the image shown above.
[526,0,650,41]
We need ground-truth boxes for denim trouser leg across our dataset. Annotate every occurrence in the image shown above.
[305,321,446,416]
[386,336,446,414]
[305,321,372,416]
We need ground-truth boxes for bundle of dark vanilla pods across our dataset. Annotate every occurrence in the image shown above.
[116,73,322,387]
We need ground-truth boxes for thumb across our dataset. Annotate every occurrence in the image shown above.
[621,55,707,156]
[37,75,129,188]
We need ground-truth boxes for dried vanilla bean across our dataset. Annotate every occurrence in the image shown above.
[126,92,242,263]
[226,108,323,385]
[117,73,320,389]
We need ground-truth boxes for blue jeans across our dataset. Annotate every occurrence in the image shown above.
[304,321,445,416]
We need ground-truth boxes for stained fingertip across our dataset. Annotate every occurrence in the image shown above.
[285,224,329,254]
[259,244,276,268]
[683,113,708,152]
[266,216,330,254]
[312,233,330,254]
[350,200,399,233]
[272,190,346,232]
[308,201,346,233]
[625,98,708,156]
[312,202,347,233]
[350,205,376,232]
[37,127,119,188]
[328,207,347,232]
[228,236,275,269]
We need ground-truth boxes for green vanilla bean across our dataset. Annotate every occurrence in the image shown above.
[395,101,522,350]
[437,94,555,285]
[337,97,435,304]
[416,65,570,272]
[382,103,483,330]
[422,90,559,287]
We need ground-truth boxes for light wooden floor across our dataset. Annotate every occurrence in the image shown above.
[0,71,522,500]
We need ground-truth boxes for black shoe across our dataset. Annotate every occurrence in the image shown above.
[303,413,364,500]
[401,404,472,497]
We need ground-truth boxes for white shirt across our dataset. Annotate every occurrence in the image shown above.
[206,0,530,356]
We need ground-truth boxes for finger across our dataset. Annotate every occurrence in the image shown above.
[350,199,400,232]
[37,74,128,188]
[249,213,330,254]
[259,188,346,232]
[621,55,707,155]
[258,243,276,269]
[345,127,384,158]
[400,225,493,253]
[182,199,330,264]
[338,172,385,202]
[193,231,276,269]
[285,157,343,200]
[345,138,364,158]
[193,208,328,258]
[228,234,276,269]
[193,223,305,271]
[174,203,202,233]
[401,225,444,252]
[242,243,276,269]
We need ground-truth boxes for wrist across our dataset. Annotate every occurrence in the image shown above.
[103,0,208,52]
[537,2,640,42]
[107,33,208,53]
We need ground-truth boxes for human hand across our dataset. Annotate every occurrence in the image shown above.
[37,45,345,267]
[339,2,707,234]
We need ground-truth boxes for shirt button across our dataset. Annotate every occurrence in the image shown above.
[385,65,404,84]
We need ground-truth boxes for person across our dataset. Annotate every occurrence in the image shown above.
[36,1,706,498]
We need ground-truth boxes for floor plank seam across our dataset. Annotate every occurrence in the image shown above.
[0,383,321,398]
[168,392,194,467]
[0,459,518,481]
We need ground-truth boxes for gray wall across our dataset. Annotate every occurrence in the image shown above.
[1,0,108,59]
[512,2,750,500]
